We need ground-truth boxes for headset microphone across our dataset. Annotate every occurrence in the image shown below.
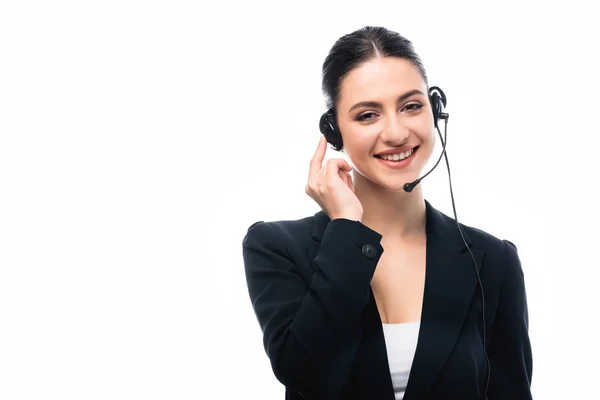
[403,179,420,193]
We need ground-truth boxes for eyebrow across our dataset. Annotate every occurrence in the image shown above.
[347,89,425,113]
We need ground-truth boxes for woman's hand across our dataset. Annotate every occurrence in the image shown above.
[305,136,363,222]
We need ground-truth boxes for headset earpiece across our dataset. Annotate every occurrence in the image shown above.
[319,110,343,151]
[428,86,448,129]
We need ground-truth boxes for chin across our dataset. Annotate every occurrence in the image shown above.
[371,174,419,192]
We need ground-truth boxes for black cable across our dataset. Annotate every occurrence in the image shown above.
[437,118,490,399]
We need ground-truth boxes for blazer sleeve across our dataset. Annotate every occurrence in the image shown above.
[242,218,384,399]
[487,239,533,399]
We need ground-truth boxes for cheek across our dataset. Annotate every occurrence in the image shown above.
[341,126,374,148]
[409,122,434,144]
[343,137,377,166]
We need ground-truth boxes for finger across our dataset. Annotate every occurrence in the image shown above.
[315,164,326,187]
[338,170,349,187]
[325,158,352,178]
[347,172,355,192]
[323,159,346,189]
[341,170,354,191]
[309,136,327,178]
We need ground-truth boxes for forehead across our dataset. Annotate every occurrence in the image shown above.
[338,57,426,107]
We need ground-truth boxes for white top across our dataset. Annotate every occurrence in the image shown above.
[381,321,421,400]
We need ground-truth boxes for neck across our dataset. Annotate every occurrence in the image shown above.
[353,171,427,239]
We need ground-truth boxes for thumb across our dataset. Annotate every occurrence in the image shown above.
[339,160,353,172]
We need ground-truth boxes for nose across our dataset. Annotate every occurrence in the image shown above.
[379,113,409,144]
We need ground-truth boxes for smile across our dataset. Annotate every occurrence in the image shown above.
[374,146,419,169]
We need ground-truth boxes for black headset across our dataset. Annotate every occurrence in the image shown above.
[318,86,491,400]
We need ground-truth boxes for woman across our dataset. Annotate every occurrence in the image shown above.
[242,26,532,400]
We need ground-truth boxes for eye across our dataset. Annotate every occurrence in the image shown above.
[403,103,423,113]
[356,103,423,121]
[356,112,377,122]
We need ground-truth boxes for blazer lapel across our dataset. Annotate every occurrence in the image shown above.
[403,200,485,400]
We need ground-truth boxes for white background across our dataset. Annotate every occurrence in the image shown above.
[1,1,599,399]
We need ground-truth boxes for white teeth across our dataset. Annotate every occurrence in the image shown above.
[379,148,414,161]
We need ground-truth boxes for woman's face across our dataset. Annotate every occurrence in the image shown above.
[336,56,436,192]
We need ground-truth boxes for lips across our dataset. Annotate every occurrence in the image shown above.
[374,145,418,157]
[374,146,419,160]
[373,146,419,169]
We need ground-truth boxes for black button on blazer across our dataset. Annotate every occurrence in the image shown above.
[242,199,533,399]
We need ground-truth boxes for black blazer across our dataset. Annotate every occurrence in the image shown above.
[242,199,533,399]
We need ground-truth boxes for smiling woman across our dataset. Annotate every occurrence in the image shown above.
[242,26,533,400]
